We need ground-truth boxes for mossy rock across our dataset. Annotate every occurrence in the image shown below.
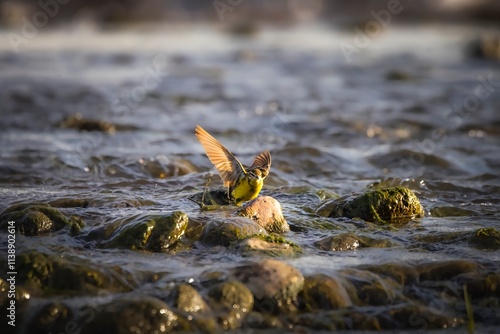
[167,283,211,314]
[0,203,84,236]
[233,234,302,257]
[469,227,500,250]
[316,187,423,224]
[103,211,188,252]
[200,217,266,246]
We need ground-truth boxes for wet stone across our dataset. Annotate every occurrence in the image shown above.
[417,260,481,281]
[60,113,116,133]
[103,211,188,252]
[314,232,397,251]
[357,263,420,286]
[200,217,266,246]
[0,202,85,236]
[17,250,132,295]
[237,196,290,233]
[339,269,401,306]
[206,281,254,330]
[25,301,73,334]
[80,296,191,334]
[315,187,424,224]
[298,274,353,311]
[233,234,302,257]
[469,227,500,250]
[168,283,210,314]
[230,259,304,314]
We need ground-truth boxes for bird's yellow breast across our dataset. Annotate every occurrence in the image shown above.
[231,176,263,205]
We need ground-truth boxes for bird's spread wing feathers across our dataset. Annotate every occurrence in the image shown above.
[251,150,271,170]
[195,125,246,187]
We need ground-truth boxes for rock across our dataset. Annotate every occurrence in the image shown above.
[314,232,396,251]
[417,260,480,281]
[80,296,191,334]
[168,283,210,314]
[237,196,289,233]
[25,302,73,334]
[357,263,420,286]
[200,217,266,246]
[429,206,477,217]
[103,211,188,252]
[206,281,254,330]
[188,189,232,207]
[60,113,116,133]
[294,309,381,331]
[230,259,304,314]
[339,269,400,306]
[315,187,424,224]
[233,234,302,257]
[385,70,413,81]
[0,203,85,236]
[17,250,132,295]
[298,274,353,311]
[469,227,500,250]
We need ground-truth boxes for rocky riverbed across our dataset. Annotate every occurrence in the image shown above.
[0,24,499,333]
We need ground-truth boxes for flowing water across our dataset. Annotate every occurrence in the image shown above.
[0,24,499,332]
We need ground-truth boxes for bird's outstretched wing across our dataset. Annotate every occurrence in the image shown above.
[250,150,271,176]
[195,125,246,187]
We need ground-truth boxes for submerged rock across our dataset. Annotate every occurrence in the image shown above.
[314,232,396,251]
[469,227,500,250]
[417,260,480,281]
[315,187,423,224]
[233,234,302,257]
[103,211,188,252]
[237,196,289,233]
[200,217,266,246]
[0,203,84,236]
[25,301,74,334]
[230,259,304,314]
[206,281,254,330]
[80,296,191,334]
[298,274,353,311]
[60,113,116,133]
[17,250,133,295]
[168,283,210,314]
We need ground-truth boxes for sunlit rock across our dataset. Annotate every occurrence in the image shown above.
[237,196,289,233]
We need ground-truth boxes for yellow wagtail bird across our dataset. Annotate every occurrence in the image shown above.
[195,125,271,206]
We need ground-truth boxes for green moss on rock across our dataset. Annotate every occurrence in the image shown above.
[469,227,500,250]
[233,234,302,257]
[316,187,423,224]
